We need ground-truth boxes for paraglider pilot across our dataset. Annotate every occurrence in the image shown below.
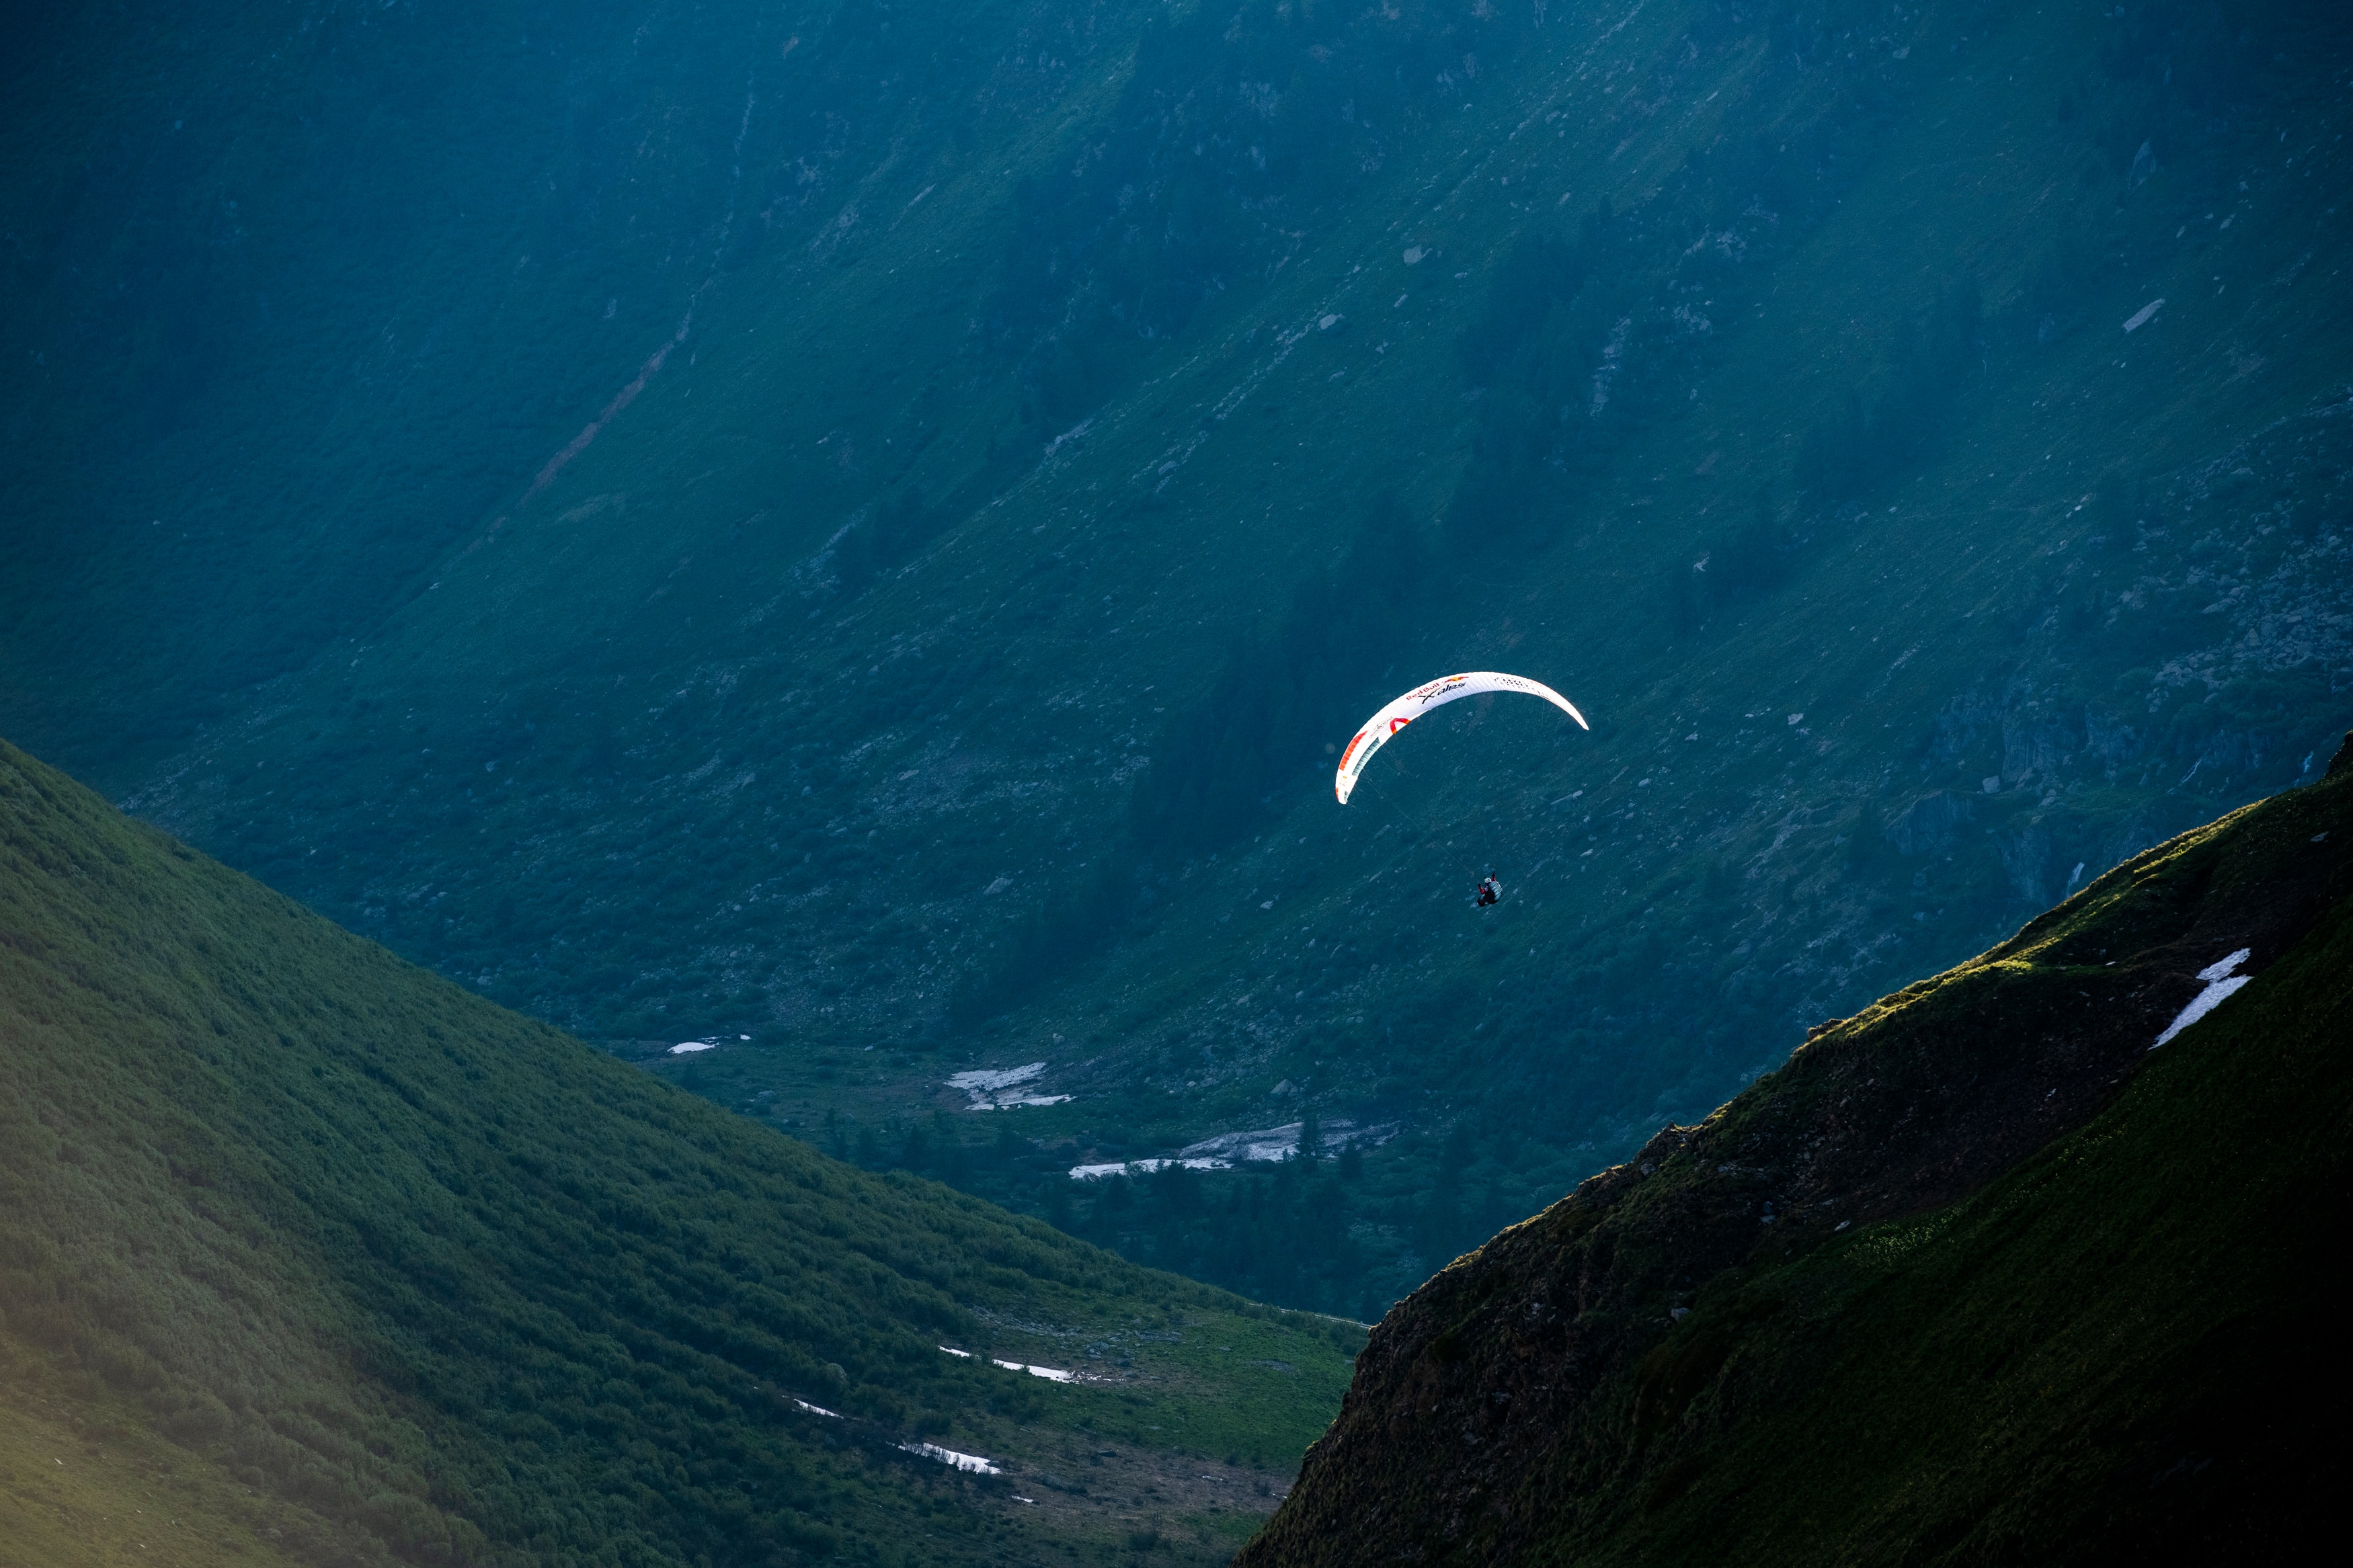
[1476,875,1501,908]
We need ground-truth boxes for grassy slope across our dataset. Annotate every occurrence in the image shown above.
[0,1389,307,1568]
[0,737,1359,1567]
[1607,849,2351,1561]
[1238,748,2352,1563]
[7,1,2353,1314]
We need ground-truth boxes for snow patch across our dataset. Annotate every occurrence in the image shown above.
[901,1442,1000,1475]
[949,1064,1045,1092]
[992,1359,1078,1383]
[2152,948,2254,1048]
[1181,1118,1390,1163]
[2197,948,2253,982]
[666,1034,749,1055]
[948,1062,1072,1110]
[1070,1120,1396,1180]
[1070,1157,1231,1181]
[791,1398,840,1418]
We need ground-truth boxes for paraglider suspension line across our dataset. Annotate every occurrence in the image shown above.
[1359,757,1486,887]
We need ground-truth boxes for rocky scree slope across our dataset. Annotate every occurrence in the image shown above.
[1236,733,2353,1565]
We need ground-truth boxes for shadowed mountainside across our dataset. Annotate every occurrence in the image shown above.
[7,0,2353,1318]
[1237,733,2353,1565]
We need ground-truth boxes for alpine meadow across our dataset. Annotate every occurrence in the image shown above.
[4,1,2350,1563]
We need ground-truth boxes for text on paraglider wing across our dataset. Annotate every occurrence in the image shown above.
[1332,671,1589,804]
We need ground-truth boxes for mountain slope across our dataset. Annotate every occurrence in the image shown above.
[1234,735,2353,1565]
[0,737,1359,1567]
[7,0,2353,1314]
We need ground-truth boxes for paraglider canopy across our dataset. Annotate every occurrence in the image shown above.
[1334,671,1587,804]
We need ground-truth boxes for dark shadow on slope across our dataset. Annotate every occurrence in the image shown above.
[1238,735,2353,1565]
[947,495,1435,1030]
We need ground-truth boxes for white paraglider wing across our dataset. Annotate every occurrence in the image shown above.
[1333,671,1588,804]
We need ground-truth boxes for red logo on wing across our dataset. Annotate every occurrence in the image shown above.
[1388,716,1412,734]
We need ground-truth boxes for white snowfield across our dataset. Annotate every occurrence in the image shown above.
[1069,1156,1230,1181]
[2152,948,2254,1048]
[1179,1119,1388,1161]
[941,1345,1084,1382]
[900,1442,1000,1475]
[1069,1119,1395,1180]
[950,1063,1045,1092]
[947,1062,1073,1109]
[666,1034,750,1055]
[992,1358,1078,1383]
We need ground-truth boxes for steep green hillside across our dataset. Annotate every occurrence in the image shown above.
[1238,739,2353,1564]
[0,738,1359,1567]
[7,1,2352,1314]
